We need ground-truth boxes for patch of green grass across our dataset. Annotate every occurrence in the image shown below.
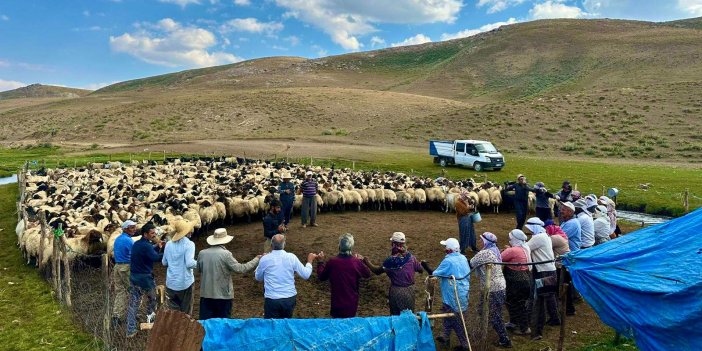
[0,185,99,350]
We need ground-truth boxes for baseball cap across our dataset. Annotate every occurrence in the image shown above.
[390,232,406,243]
[560,201,575,212]
[440,238,460,251]
[121,220,137,229]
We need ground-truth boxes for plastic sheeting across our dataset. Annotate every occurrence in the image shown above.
[562,207,702,351]
[199,310,436,351]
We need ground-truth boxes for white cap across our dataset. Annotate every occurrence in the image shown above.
[440,238,460,251]
[560,201,575,212]
[390,232,406,243]
[121,220,137,229]
[306,171,314,176]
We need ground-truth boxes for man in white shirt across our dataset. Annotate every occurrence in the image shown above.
[255,234,317,318]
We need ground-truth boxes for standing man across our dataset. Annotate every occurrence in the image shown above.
[255,234,316,318]
[316,233,371,318]
[263,199,286,252]
[126,223,164,338]
[524,217,560,341]
[553,181,573,218]
[456,191,478,253]
[162,225,197,315]
[278,172,296,228]
[198,228,261,320]
[505,174,533,230]
[300,171,318,228]
[421,238,471,350]
[558,202,581,316]
[111,219,137,327]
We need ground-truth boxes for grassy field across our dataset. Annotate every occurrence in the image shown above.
[0,184,99,350]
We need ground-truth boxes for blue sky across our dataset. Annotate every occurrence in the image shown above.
[0,0,700,91]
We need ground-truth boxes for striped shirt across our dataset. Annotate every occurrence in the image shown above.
[301,179,318,197]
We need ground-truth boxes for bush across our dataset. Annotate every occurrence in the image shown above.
[321,129,333,135]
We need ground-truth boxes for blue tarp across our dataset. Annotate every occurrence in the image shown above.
[562,207,702,351]
[199,310,436,351]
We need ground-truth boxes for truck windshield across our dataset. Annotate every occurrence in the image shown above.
[475,143,498,153]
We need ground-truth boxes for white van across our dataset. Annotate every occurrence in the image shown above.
[429,139,505,171]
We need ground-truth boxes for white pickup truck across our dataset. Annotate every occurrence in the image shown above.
[429,139,505,171]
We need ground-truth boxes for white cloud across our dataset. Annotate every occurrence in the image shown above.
[275,0,461,51]
[110,18,241,67]
[158,0,201,7]
[678,0,702,16]
[529,1,587,19]
[234,0,251,5]
[285,35,300,46]
[391,34,432,47]
[220,18,284,34]
[477,0,525,14]
[0,14,9,21]
[441,17,518,41]
[370,36,386,48]
[83,10,91,17]
[0,79,27,92]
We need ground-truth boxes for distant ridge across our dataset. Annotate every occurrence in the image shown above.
[0,84,91,100]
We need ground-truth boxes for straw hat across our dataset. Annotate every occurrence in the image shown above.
[207,228,233,246]
[171,225,191,242]
[281,172,293,179]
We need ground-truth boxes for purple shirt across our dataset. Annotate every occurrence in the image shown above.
[383,255,423,288]
[301,179,318,197]
[317,255,371,318]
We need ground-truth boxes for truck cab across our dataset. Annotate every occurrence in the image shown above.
[429,139,505,171]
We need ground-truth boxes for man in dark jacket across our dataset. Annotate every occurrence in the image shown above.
[278,173,296,227]
[505,174,533,230]
[126,223,164,338]
[263,200,285,252]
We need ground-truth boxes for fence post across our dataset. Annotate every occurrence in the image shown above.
[557,266,568,351]
[60,236,72,308]
[163,150,166,162]
[53,229,62,302]
[683,189,689,213]
[38,212,48,269]
[480,264,492,351]
[102,254,112,350]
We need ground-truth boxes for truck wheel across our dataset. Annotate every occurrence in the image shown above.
[494,168,502,171]
[439,158,448,167]
[473,162,483,172]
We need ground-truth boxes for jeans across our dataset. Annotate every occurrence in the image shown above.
[515,201,528,229]
[126,284,157,334]
[281,200,293,226]
[300,197,317,225]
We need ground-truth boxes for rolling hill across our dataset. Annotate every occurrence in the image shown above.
[1,18,701,163]
[0,84,90,100]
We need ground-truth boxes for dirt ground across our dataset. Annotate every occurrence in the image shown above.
[130,209,621,351]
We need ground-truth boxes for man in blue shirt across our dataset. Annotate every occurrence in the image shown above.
[262,200,285,252]
[112,220,137,326]
[278,173,296,227]
[421,238,471,350]
[558,201,581,316]
[162,224,197,315]
[126,223,164,338]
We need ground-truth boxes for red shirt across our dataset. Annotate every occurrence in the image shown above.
[501,247,529,271]
[317,255,372,318]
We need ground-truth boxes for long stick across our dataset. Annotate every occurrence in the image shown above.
[452,276,472,351]
[102,254,111,350]
[480,264,492,351]
[557,266,568,351]
[60,236,72,307]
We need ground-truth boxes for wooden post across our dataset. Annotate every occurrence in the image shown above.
[558,280,569,351]
[60,236,72,307]
[602,185,606,196]
[102,254,112,348]
[684,189,690,213]
[480,264,492,351]
[163,150,166,162]
[352,161,355,170]
[38,212,48,269]
[144,310,205,351]
[53,231,62,302]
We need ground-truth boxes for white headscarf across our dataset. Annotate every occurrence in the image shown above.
[525,217,546,236]
[509,229,531,263]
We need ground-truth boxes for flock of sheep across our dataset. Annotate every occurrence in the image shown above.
[15,158,522,268]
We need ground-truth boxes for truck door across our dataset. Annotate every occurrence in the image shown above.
[465,143,479,166]
[455,142,469,166]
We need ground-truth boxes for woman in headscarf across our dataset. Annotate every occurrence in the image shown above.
[363,232,424,315]
[501,229,532,336]
[598,196,619,237]
[470,232,512,348]
[456,189,478,253]
[593,205,612,245]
